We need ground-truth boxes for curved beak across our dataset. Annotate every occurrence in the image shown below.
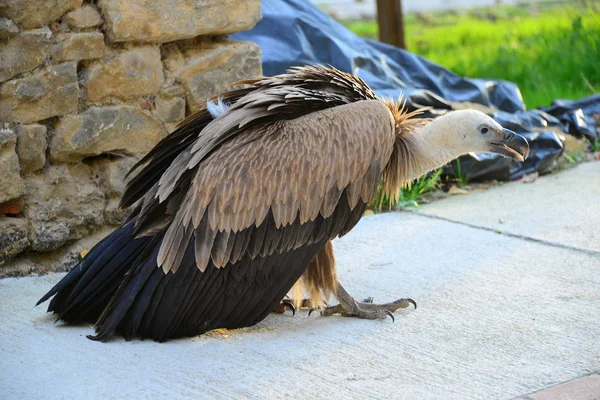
[489,128,530,162]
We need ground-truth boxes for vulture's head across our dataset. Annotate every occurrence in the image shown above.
[436,110,530,162]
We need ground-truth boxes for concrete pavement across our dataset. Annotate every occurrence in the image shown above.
[1,161,599,400]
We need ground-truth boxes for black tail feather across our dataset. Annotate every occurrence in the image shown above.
[36,223,149,324]
[36,225,130,308]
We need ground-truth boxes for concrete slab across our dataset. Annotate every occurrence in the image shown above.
[418,162,600,253]
[1,212,599,399]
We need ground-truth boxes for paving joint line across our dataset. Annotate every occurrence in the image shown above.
[406,210,600,258]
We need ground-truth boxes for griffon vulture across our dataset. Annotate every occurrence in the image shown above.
[37,66,529,342]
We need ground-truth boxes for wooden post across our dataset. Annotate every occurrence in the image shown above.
[376,0,406,49]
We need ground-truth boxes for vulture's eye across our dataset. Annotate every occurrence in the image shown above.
[479,126,489,134]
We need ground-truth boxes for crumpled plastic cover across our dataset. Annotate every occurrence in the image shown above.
[232,0,600,181]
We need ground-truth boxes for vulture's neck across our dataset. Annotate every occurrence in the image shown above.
[383,113,464,201]
[404,117,461,181]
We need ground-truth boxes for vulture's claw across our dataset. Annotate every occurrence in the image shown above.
[281,300,296,316]
[318,282,416,321]
[384,310,395,323]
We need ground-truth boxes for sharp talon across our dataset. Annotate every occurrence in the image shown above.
[363,296,374,303]
[408,298,417,310]
[308,308,315,316]
[281,300,296,316]
[384,310,395,323]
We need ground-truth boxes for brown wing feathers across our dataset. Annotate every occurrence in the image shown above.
[125,65,391,276]
[155,100,395,275]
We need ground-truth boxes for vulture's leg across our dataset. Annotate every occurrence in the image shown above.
[320,281,416,320]
[299,240,415,319]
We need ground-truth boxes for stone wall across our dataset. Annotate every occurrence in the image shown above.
[0,0,262,277]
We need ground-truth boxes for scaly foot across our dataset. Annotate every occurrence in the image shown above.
[320,282,416,322]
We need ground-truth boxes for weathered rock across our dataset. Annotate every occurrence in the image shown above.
[23,163,105,252]
[98,0,261,43]
[175,41,262,112]
[0,218,29,265]
[0,28,53,83]
[0,0,83,29]
[85,46,164,103]
[51,105,165,162]
[154,94,185,123]
[15,124,47,174]
[0,128,25,203]
[161,43,186,73]
[62,5,103,29]
[159,84,185,98]
[0,225,116,278]
[0,18,18,39]
[93,157,138,224]
[52,32,105,62]
[0,63,79,124]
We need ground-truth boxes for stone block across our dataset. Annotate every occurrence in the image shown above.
[15,124,47,174]
[92,156,138,224]
[52,32,105,62]
[154,94,185,123]
[62,5,103,29]
[98,0,261,43]
[0,63,79,124]
[174,41,261,112]
[0,18,18,39]
[23,163,105,252]
[0,28,53,83]
[1,0,83,29]
[85,46,164,103]
[0,128,25,203]
[50,105,165,162]
[0,218,29,265]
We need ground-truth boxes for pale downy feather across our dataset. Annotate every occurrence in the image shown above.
[207,97,230,119]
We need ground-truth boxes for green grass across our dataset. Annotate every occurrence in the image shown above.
[343,2,600,108]
[454,159,470,187]
[371,169,443,210]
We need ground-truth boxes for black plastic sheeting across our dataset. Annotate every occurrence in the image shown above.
[232,0,599,181]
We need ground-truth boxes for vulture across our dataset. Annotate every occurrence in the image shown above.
[37,65,529,342]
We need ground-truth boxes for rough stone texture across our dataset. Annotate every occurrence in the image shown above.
[0,28,54,83]
[85,46,164,103]
[0,218,29,265]
[62,5,103,29]
[98,0,261,43]
[174,40,262,111]
[15,124,47,174]
[0,18,19,39]
[0,63,79,124]
[161,43,185,73]
[23,163,105,252]
[153,93,185,123]
[52,32,105,62]
[0,0,83,29]
[51,105,165,162]
[0,128,25,203]
[0,0,263,268]
[93,157,137,224]
[5,225,117,277]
